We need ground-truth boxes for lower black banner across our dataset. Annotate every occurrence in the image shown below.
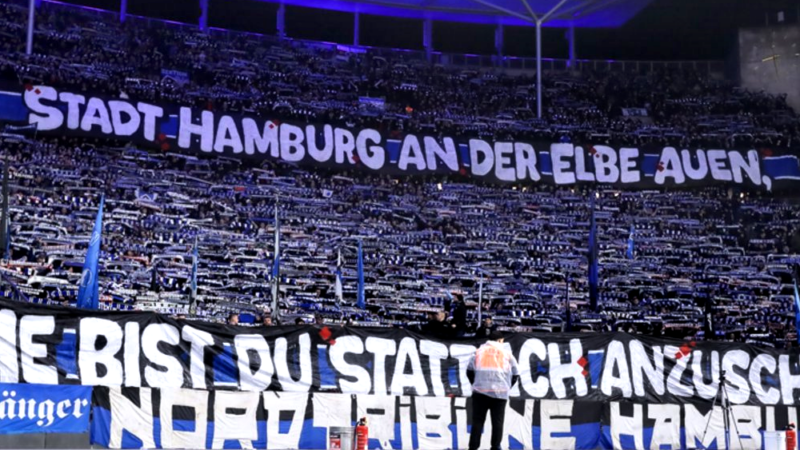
[90,386,796,449]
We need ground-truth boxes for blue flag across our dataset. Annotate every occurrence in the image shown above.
[626,224,635,260]
[588,193,599,312]
[334,248,343,304]
[357,241,365,309]
[794,282,800,345]
[77,195,104,309]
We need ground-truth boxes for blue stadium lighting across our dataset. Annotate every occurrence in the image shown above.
[255,0,655,27]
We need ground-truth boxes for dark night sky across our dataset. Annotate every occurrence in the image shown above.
[62,0,800,60]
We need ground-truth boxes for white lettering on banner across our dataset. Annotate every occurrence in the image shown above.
[0,390,87,427]
[19,315,57,385]
[619,147,640,183]
[179,108,214,152]
[548,339,587,398]
[423,137,457,172]
[16,86,785,190]
[469,139,493,177]
[215,115,243,154]
[366,337,397,395]
[305,124,334,162]
[24,86,64,130]
[95,386,800,449]
[682,149,709,180]
[0,310,18,383]
[328,336,370,394]
[234,334,275,392]
[108,387,155,448]
[665,345,693,397]
[390,337,428,396]
[399,135,426,171]
[9,304,800,408]
[550,143,576,185]
[419,340,448,397]
[574,146,595,182]
[540,400,573,450]
[280,123,305,162]
[722,350,752,404]
[357,129,385,170]
[629,340,664,397]
[751,354,780,405]
[124,322,141,387]
[182,326,215,390]
[648,404,681,450]
[58,92,86,129]
[160,389,208,449]
[655,147,685,185]
[416,396,451,450]
[213,391,259,449]
[334,128,356,165]
[142,323,182,388]
[79,318,124,386]
[601,340,632,398]
[273,334,312,392]
[262,392,306,449]
[242,118,279,156]
[514,143,541,181]
[518,338,549,398]
[691,350,720,400]
[450,344,476,397]
[610,402,644,450]
[136,103,163,141]
[108,101,141,137]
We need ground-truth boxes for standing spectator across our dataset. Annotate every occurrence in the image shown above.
[467,331,519,450]
[262,314,273,326]
[451,295,468,336]
[475,316,496,338]
[227,313,239,326]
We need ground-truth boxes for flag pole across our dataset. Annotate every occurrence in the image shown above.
[189,233,198,316]
[0,156,9,262]
[271,197,281,323]
[477,272,483,324]
[564,274,571,332]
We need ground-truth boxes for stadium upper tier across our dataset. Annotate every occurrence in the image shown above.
[0,0,799,348]
[0,1,796,150]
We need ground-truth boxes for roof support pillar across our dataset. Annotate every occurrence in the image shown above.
[567,21,576,68]
[199,0,209,31]
[494,23,504,61]
[535,21,542,118]
[26,0,34,55]
[277,2,286,38]
[423,18,433,62]
[120,0,127,22]
[354,11,360,46]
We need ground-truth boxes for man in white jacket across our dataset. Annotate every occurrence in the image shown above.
[467,331,520,450]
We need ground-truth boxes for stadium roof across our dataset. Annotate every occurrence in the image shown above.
[263,0,654,28]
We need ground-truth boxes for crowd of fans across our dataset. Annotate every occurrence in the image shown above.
[0,1,798,149]
[0,0,799,348]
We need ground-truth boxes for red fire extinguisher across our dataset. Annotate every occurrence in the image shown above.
[355,417,369,450]
[787,423,797,450]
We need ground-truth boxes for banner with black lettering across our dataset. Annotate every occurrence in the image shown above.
[2,299,800,410]
[1,85,799,190]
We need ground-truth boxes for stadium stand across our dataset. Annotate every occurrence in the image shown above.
[0,0,799,349]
